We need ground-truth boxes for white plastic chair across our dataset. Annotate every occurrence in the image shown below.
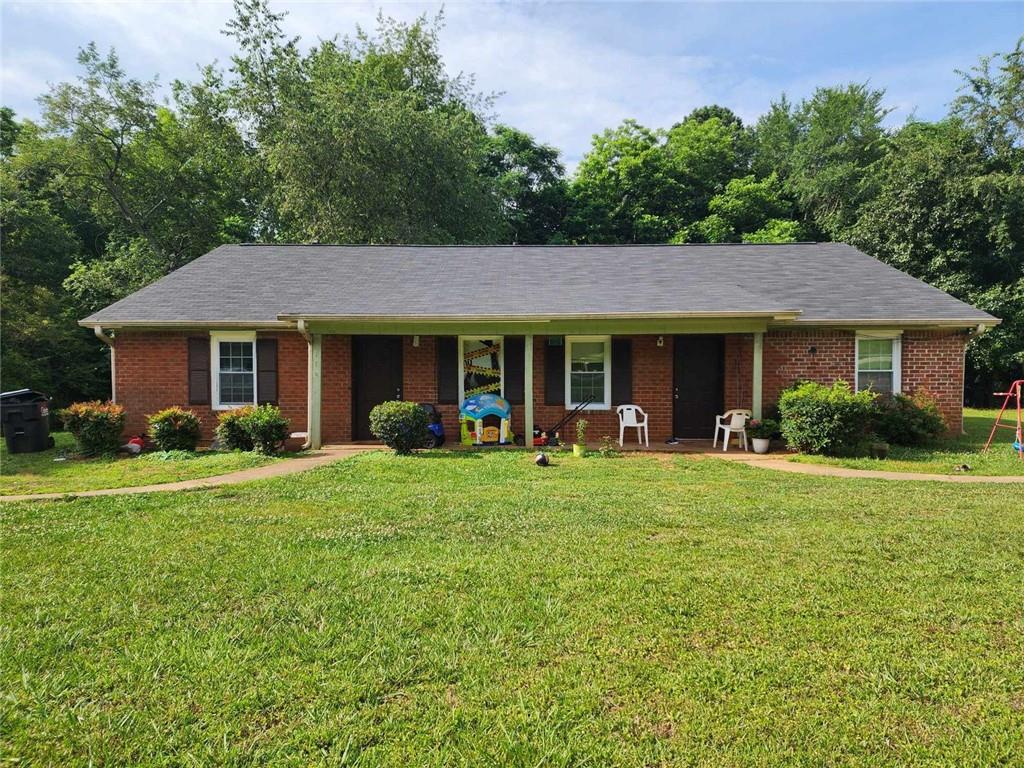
[617,405,649,447]
[713,409,750,452]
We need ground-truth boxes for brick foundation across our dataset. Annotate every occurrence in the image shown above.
[112,327,967,444]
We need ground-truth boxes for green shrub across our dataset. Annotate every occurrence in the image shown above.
[873,390,946,446]
[240,405,289,455]
[778,381,877,456]
[147,407,201,452]
[58,401,126,457]
[369,401,428,454]
[747,418,779,439]
[215,406,255,451]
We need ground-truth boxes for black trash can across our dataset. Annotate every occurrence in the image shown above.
[1,389,55,453]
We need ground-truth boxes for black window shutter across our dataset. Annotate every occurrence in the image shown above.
[256,338,278,405]
[188,337,210,405]
[504,336,525,404]
[611,337,633,405]
[436,336,458,404]
[544,336,565,405]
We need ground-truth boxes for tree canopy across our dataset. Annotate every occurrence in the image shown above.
[1,2,1020,406]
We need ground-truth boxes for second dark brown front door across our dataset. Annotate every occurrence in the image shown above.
[673,335,725,439]
[352,336,404,440]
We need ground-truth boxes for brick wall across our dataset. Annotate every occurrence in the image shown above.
[723,334,753,410]
[399,335,674,443]
[902,330,967,434]
[113,327,967,445]
[114,331,307,444]
[321,335,352,443]
[762,330,857,411]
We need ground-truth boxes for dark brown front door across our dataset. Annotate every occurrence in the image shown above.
[352,336,404,440]
[673,335,724,439]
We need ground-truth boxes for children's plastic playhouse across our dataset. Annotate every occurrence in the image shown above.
[459,393,514,446]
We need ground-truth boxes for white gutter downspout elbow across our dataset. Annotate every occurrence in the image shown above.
[93,326,117,402]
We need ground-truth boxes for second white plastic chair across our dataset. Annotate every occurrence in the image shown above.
[616,405,649,447]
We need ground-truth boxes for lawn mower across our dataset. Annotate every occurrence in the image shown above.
[532,398,593,447]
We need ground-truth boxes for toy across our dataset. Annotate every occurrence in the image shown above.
[459,393,514,445]
[983,379,1023,460]
[535,452,549,467]
[419,403,445,448]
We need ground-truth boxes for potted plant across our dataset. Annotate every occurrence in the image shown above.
[747,418,778,454]
[573,418,589,457]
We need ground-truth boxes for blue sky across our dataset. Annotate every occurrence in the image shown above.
[2,1,1020,168]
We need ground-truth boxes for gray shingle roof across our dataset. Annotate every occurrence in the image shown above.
[82,242,997,326]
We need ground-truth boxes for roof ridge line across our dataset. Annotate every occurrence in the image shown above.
[233,241,829,248]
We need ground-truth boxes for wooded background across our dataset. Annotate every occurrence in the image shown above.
[2,1,1020,407]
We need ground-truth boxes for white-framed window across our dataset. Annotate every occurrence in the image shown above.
[565,335,611,410]
[211,331,257,409]
[458,336,504,403]
[855,332,902,395]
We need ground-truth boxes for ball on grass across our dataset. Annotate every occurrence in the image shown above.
[535,452,549,467]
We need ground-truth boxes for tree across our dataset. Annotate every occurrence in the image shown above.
[40,44,167,260]
[260,14,502,243]
[568,119,669,242]
[850,119,1023,394]
[0,116,108,404]
[953,35,1024,161]
[786,84,890,239]
[680,104,744,130]
[683,173,794,242]
[751,95,798,180]
[742,219,805,243]
[483,124,568,244]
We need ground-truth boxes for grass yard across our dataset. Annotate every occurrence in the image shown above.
[0,432,279,496]
[791,407,1024,476]
[2,450,1022,765]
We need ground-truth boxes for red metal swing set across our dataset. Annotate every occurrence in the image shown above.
[983,379,1024,459]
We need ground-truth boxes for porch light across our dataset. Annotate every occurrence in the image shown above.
[657,336,664,347]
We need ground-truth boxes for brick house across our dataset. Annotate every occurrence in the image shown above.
[81,243,999,446]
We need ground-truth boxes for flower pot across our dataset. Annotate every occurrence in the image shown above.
[572,443,586,457]
[752,437,771,454]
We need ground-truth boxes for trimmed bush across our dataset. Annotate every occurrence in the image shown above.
[215,406,256,451]
[369,401,428,454]
[873,390,946,446]
[241,405,289,455]
[778,380,877,456]
[147,407,202,452]
[213,405,288,454]
[59,401,126,457]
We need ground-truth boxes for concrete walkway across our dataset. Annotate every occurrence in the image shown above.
[721,454,1024,483]
[3,444,1019,503]
[0,445,373,503]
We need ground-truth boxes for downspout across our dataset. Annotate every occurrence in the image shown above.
[94,326,116,402]
[298,320,313,449]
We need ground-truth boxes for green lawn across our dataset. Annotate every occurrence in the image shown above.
[790,407,1024,476]
[0,432,278,495]
[2,451,1021,766]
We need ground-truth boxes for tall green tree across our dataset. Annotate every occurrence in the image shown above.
[483,124,568,244]
[0,116,108,403]
[850,117,1022,394]
[786,84,890,239]
[568,120,668,242]
[252,13,501,243]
